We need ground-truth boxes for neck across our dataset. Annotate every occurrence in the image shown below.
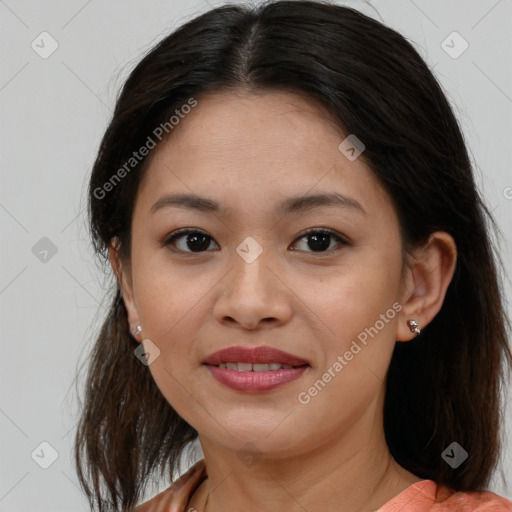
[193,391,422,512]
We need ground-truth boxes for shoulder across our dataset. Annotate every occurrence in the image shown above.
[133,459,207,512]
[378,480,512,512]
[436,487,512,512]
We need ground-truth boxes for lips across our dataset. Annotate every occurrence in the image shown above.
[203,345,310,393]
[202,345,309,367]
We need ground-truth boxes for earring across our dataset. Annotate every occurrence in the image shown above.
[407,319,421,335]
[130,324,142,338]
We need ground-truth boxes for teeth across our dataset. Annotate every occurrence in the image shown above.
[217,362,295,371]
[253,363,269,371]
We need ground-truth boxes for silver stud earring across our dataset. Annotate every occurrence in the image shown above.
[407,319,421,335]
[130,324,142,338]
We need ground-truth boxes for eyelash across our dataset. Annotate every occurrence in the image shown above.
[162,227,350,256]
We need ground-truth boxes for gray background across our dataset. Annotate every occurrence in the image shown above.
[1,0,511,510]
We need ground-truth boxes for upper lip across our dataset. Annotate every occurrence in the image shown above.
[202,345,309,367]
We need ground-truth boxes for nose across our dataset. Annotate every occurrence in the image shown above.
[213,249,293,330]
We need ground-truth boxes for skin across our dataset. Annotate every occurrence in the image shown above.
[110,89,457,512]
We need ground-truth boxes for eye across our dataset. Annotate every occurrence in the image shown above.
[291,228,349,254]
[162,229,220,253]
[162,227,349,255]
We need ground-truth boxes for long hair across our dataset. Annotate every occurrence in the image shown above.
[75,1,512,510]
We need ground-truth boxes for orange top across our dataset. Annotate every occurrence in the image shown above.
[134,459,512,512]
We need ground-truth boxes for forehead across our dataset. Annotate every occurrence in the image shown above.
[149,89,346,169]
[135,90,393,221]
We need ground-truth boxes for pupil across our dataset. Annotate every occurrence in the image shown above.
[309,233,330,252]
[187,233,210,252]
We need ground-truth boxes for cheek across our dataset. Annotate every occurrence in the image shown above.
[131,245,210,336]
[133,263,206,414]
[300,252,402,377]
[301,254,400,335]
[294,274,400,430]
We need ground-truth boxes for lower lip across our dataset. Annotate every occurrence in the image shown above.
[204,364,309,392]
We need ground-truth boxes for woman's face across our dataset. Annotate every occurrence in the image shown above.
[117,90,411,457]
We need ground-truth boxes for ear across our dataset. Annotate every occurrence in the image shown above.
[396,231,457,342]
[109,237,142,342]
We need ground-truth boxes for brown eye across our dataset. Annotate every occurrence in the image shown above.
[162,227,348,255]
[292,228,348,254]
[163,229,220,253]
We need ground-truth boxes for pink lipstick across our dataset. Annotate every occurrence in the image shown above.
[202,345,310,393]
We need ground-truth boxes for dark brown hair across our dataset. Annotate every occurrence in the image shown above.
[75,1,512,510]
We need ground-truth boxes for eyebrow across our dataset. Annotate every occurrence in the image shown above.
[149,191,366,216]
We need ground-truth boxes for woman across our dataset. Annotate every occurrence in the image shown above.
[75,1,512,511]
